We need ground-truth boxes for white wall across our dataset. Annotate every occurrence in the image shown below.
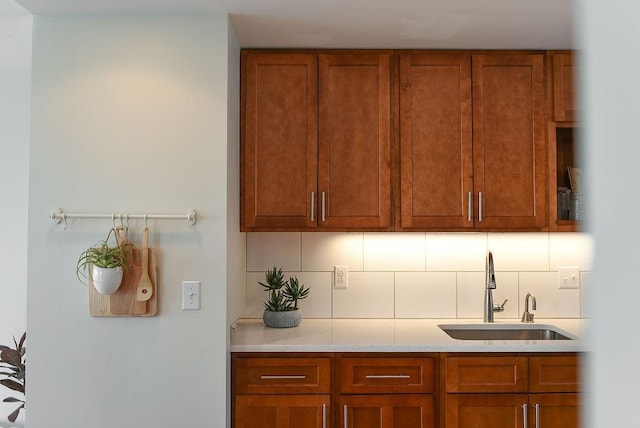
[580,1,640,426]
[245,232,592,320]
[27,14,236,428]
[0,3,30,427]
[225,20,244,428]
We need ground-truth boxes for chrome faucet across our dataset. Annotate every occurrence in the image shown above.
[521,293,537,323]
[484,251,507,322]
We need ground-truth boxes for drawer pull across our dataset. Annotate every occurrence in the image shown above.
[322,403,327,428]
[365,374,411,379]
[260,375,307,380]
[344,404,349,428]
[522,403,528,428]
[321,192,326,222]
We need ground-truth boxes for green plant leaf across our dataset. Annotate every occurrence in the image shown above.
[0,379,24,394]
[8,403,24,423]
[0,349,21,367]
[16,333,25,353]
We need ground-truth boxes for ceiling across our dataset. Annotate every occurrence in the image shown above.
[12,0,576,49]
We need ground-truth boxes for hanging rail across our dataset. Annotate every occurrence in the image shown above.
[50,207,197,228]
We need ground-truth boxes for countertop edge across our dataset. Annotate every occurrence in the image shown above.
[230,318,588,353]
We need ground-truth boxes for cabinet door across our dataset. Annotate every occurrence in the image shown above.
[446,394,527,428]
[398,53,473,229]
[529,355,581,393]
[472,54,547,229]
[552,53,577,122]
[445,356,528,393]
[341,395,434,428]
[235,395,329,428]
[241,52,318,230]
[318,53,392,229]
[529,394,580,428]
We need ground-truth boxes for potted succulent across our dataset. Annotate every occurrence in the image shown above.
[76,228,129,295]
[0,333,25,424]
[259,266,310,328]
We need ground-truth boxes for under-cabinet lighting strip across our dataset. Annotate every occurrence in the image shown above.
[50,207,197,227]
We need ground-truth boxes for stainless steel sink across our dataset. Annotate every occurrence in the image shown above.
[439,324,573,341]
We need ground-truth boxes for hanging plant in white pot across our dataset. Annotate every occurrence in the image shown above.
[76,228,129,295]
[259,266,310,328]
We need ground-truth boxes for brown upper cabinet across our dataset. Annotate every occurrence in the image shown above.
[548,51,580,231]
[551,52,578,122]
[399,52,547,230]
[241,51,392,231]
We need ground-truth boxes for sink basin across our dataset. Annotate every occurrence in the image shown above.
[439,324,574,341]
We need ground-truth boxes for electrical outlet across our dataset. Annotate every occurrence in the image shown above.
[558,266,580,289]
[182,281,201,310]
[334,265,348,289]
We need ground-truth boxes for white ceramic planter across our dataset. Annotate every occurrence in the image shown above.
[91,265,123,295]
[263,309,302,328]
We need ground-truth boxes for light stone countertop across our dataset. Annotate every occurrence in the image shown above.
[230,318,587,353]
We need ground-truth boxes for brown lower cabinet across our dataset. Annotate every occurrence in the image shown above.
[341,395,434,428]
[232,352,580,428]
[446,393,580,428]
[235,395,330,428]
[443,354,581,428]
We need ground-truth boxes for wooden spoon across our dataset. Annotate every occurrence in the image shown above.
[136,226,153,302]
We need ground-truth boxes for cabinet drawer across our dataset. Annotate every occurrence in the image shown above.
[445,356,528,393]
[235,394,330,428]
[529,355,581,393]
[340,357,435,394]
[234,357,331,394]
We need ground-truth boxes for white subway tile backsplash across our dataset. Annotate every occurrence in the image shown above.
[549,232,594,271]
[487,233,549,271]
[244,232,586,320]
[291,272,332,318]
[364,232,426,271]
[302,232,363,271]
[247,232,301,272]
[457,272,519,319]
[332,272,395,318]
[244,271,267,318]
[519,272,581,318]
[395,272,457,318]
[426,233,487,271]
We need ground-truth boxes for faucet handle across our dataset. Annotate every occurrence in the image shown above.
[493,299,508,312]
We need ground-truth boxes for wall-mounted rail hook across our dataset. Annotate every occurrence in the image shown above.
[50,208,198,228]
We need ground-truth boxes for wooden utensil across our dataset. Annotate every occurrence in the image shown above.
[136,226,153,302]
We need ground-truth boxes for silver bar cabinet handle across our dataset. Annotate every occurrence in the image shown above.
[311,192,315,222]
[522,403,528,428]
[344,404,348,428]
[468,191,473,222]
[479,191,483,221]
[365,374,410,379]
[321,192,326,222]
[260,375,306,380]
[535,403,540,428]
[322,403,327,428]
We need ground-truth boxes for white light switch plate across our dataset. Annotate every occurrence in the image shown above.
[558,266,580,289]
[182,281,201,310]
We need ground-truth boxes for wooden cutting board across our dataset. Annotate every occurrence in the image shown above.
[88,246,158,317]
